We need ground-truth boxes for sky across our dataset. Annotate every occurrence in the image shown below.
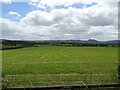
[0,0,119,41]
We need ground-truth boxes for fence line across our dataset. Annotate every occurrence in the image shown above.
[5,83,120,90]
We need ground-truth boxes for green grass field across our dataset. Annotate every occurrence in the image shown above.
[2,46,118,88]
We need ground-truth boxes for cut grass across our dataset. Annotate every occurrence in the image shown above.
[2,46,118,87]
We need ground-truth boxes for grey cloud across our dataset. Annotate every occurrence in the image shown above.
[2,20,22,39]
[82,16,114,26]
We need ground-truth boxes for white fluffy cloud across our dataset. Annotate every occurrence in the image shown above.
[21,10,53,26]
[1,1,118,40]
[8,11,21,19]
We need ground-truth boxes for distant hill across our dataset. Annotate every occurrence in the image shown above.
[1,39,120,47]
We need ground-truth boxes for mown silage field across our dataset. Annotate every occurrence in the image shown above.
[2,46,118,87]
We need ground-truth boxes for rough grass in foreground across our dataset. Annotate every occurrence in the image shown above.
[2,46,118,87]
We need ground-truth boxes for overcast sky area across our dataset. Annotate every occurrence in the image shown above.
[0,0,119,41]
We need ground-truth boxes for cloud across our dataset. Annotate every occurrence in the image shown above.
[29,0,119,8]
[29,2,47,9]
[1,18,23,39]
[21,10,53,26]
[9,11,19,15]
[21,2,117,27]
[29,2,37,6]
[1,0,11,4]
[1,0,119,4]
[8,11,21,19]
[1,18,54,40]
[1,1,118,40]
[37,4,47,9]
